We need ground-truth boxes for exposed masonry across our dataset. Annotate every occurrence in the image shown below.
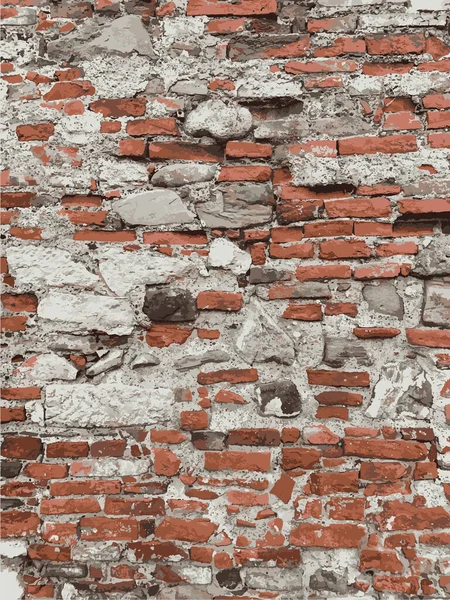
[1,0,450,598]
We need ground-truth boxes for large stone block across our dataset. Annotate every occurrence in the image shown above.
[423,281,450,328]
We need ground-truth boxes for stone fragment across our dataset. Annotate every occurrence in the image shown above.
[366,360,433,419]
[152,164,217,187]
[191,431,226,451]
[256,380,302,418]
[130,352,161,369]
[72,543,121,562]
[310,568,350,594]
[85,15,155,57]
[86,350,124,377]
[324,338,372,368]
[43,564,88,578]
[98,248,194,295]
[17,353,78,382]
[423,281,450,328]
[184,100,252,141]
[235,300,295,365]
[208,238,251,275]
[0,461,22,479]
[38,291,135,336]
[6,247,98,289]
[362,282,404,318]
[197,184,273,228]
[143,288,198,322]
[48,334,99,354]
[245,567,303,591]
[113,190,195,226]
[249,267,291,285]
[412,239,450,277]
[45,385,173,427]
[216,568,243,590]
[175,350,230,371]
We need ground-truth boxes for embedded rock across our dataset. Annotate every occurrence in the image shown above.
[245,567,303,591]
[309,568,351,595]
[235,300,295,365]
[256,380,302,418]
[197,184,273,228]
[208,238,251,276]
[84,15,155,57]
[130,352,161,369]
[45,384,173,427]
[6,246,98,289]
[324,337,372,368]
[175,350,230,371]
[412,239,450,277]
[17,354,78,382]
[152,164,217,187]
[86,349,124,377]
[113,190,195,226]
[38,291,135,335]
[184,100,252,141]
[366,360,433,419]
[362,282,404,319]
[423,281,450,328]
[143,288,197,322]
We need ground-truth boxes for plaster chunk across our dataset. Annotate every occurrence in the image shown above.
[152,164,217,187]
[45,384,173,427]
[208,238,252,275]
[175,350,230,371]
[38,291,135,335]
[113,190,195,226]
[6,246,98,289]
[184,100,252,140]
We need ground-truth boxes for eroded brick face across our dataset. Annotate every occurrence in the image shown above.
[1,0,450,598]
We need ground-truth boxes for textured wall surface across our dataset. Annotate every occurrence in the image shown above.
[1,0,450,598]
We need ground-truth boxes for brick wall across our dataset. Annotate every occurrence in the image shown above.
[1,0,450,598]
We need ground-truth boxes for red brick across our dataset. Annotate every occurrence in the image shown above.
[303,221,353,237]
[291,523,365,548]
[197,291,243,311]
[43,81,95,101]
[296,264,351,281]
[104,497,165,516]
[360,549,404,574]
[344,439,427,461]
[41,497,100,515]
[307,370,370,387]
[226,141,272,158]
[16,123,55,141]
[2,192,35,209]
[309,471,358,495]
[338,135,418,155]
[282,303,323,321]
[89,97,146,118]
[328,497,365,521]
[324,302,358,317]
[197,368,258,385]
[373,575,419,595]
[127,118,180,137]
[154,448,181,476]
[46,441,89,458]
[149,142,223,162]
[353,327,401,339]
[0,387,41,400]
[366,33,425,55]
[427,110,450,129]
[228,428,280,446]
[205,451,271,472]
[1,511,40,537]
[269,242,314,259]
[156,517,218,543]
[23,463,69,479]
[1,407,26,423]
[406,329,450,349]
[325,197,391,218]
[281,447,321,471]
[187,0,277,16]
[146,324,193,348]
[207,18,245,34]
[180,410,209,431]
[319,239,371,259]
[81,517,139,540]
[50,480,121,496]
[218,165,271,182]
[398,198,450,214]
[2,436,42,459]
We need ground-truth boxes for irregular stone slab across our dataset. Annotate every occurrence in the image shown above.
[86,350,124,377]
[229,34,309,62]
[143,288,198,322]
[152,164,217,187]
[85,15,155,57]
[98,248,194,295]
[45,384,173,427]
[366,360,433,419]
[412,239,450,277]
[175,350,230,371]
[256,380,302,418]
[245,567,303,591]
[362,282,404,319]
[17,353,78,382]
[113,190,195,226]
[72,543,121,562]
[6,246,98,289]
[130,352,160,368]
[197,184,273,228]
[249,267,291,285]
[38,291,135,336]
[48,334,100,354]
[423,281,450,328]
[310,568,351,595]
[184,100,252,141]
[216,568,243,590]
[236,299,295,365]
[208,238,251,275]
[324,338,372,368]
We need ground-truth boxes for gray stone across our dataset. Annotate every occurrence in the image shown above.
[310,569,350,594]
[113,190,194,226]
[143,288,197,322]
[170,80,209,96]
[45,384,173,427]
[175,350,230,371]
[236,300,295,366]
[184,100,252,141]
[412,239,450,277]
[362,282,404,318]
[72,543,121,562]
[256,282,331,299]
[324,338,372,368]
[249,267,291,285]
[256,380,302,418]
[366,360,433,419]
[0,461,22,478]
[48,334,99,354]
[423,281,450,328]
[38,291,135,336]
[43,564,88,578]
[84,15,155,57]
[255,120,309,141]
[191,431,226,451]
[216,568,242,590]
[6,246,98,290]
[18,353,78,382]
[2,7,36,25]
[229,35,309,62]
[208,238,252,275]
[197,184,273,228]
[152,164,217,187]
[245,567,303,591]
[86,350,124,378]
[131,352,161,369]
